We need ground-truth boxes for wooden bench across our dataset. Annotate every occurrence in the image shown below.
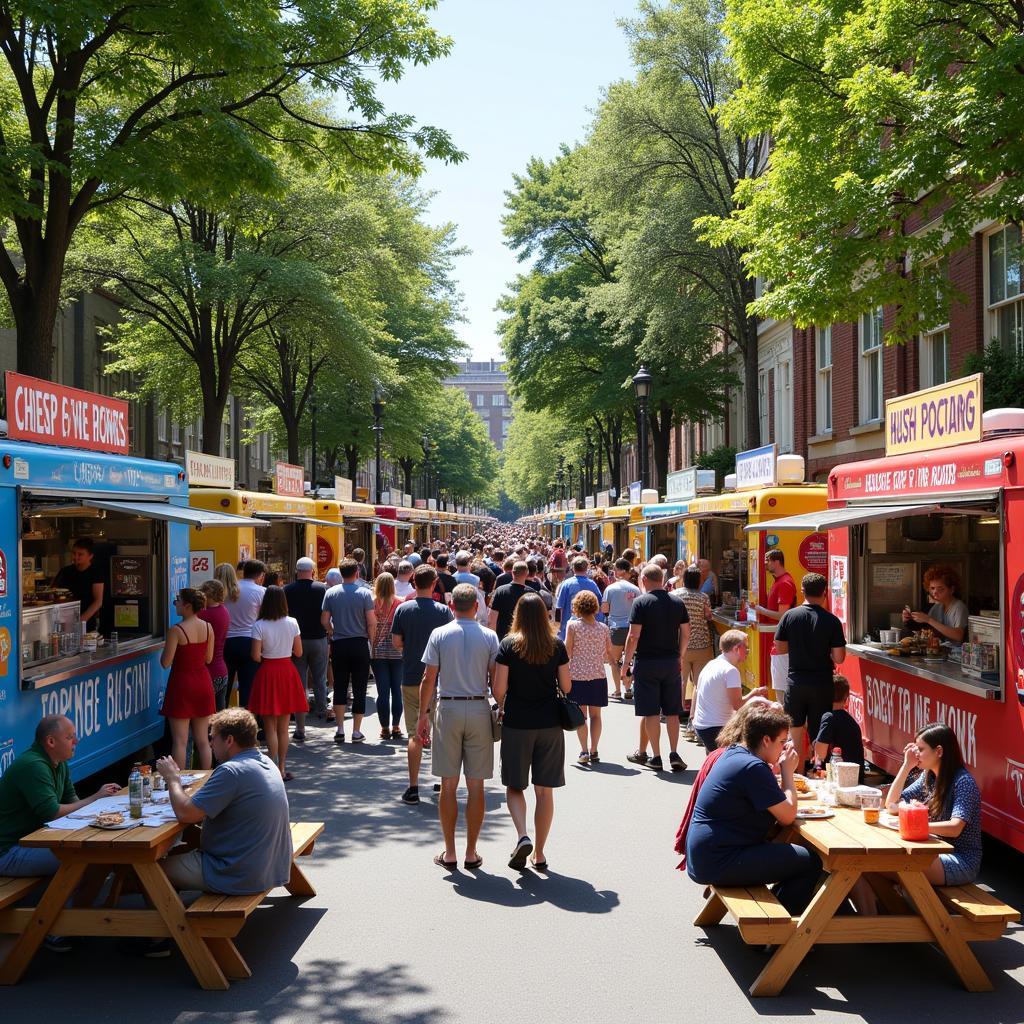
[694,884,796,945]
[184,822,324,980]
[0,878,45,912]
[938,883,1020,931]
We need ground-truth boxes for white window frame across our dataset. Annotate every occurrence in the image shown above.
[859,307,884,424]
[987,224,1024,354]
[775,359,792,453]
[757,369,769,444]
[816,326,832,433]
[919,326,951,388]
[475,393,485,407]
[491,393,504,406]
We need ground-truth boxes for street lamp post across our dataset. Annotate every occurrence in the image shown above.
[585,429,594,497]
[556,454,565,504]
[421,434,430,501]
[567,462,574,504]
[372,388,385,504]
[632,366,653,491]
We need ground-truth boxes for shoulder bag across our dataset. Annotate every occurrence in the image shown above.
[555,689,585,731]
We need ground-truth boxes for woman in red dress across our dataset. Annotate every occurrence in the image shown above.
[248,586,306,780]
[160,588,216,769]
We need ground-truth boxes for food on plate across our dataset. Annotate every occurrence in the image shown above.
[793,775,811,794]
[94,811,125,826]
[801,805,828,816]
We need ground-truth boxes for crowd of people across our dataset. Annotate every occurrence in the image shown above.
[0,525,985,958]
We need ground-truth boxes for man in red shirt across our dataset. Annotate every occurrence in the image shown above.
[756,548,796,699]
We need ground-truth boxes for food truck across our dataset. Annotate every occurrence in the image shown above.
[753,377,1024,853]
[0,373,259,781]
[685,446,827,692]
[642,503,692,564]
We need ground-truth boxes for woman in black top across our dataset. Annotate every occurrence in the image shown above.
[492,592,572,871]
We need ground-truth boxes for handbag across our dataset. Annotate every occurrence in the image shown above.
[555,691,585,731]
[490,703,502,742]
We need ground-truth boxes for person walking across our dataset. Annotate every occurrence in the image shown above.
[371,571,405,740]
[160,588,216,770]
[322,558,377,744]
[676,566,715,739]
[601,558,641,699]
[565,590,612,765]
[691,630,767,753]
[198,578,230,712]
[284,557,329,742]
[248,586,306,780]
[554,556,604,641]
[488,560,530,640]
[621,564,690,773]
[492,592,571,871]
[392,565,454,804]
[416,583,499,871]
[222,559,266,708]
[774,572,847,764]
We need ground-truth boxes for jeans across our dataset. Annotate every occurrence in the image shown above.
[703,842,822,914]
[0,843,61,876]
[371,658,404,730]
[211,674,229,713]
[293,637,330,716]
[331,637,370,715]
[224,635,259,707]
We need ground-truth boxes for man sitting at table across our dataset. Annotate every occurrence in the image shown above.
[0,715,120,877]
[155,707,292,895]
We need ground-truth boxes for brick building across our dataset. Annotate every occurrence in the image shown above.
[443,358,511,450]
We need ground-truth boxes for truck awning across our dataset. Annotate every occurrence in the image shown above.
[344,516,403,529]
[256,512,341,529]
[81,499,269,529]
[745,500,995,534]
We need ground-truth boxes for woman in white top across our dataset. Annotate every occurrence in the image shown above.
[248,586,305,780]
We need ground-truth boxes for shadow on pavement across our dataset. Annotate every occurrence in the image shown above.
[449,866,619,913]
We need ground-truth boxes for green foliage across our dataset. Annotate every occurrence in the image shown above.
[704,0,1024,338]
[963,343,1024,412]
[500,405,579,509]
[426,390,500,505]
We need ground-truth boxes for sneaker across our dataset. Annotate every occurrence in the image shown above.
[333,732,345,744]
[623,689,634,700]
[669,752,687,772]
[401,786,420,805]
[43,934,73,954]
[292,731,305,743]
[509,835,534,870]
[577,751,590,765]
[589,751,600,763]
[626,750,648,765]
[647,755,664,771]
[351,731,365,743]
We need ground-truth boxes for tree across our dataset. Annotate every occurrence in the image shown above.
[500,405,578,509]
[425,391,499,506]
[701,0,1024,336]
[0,1,462,378]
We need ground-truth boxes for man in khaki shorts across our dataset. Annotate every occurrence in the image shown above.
[417,583,499,871]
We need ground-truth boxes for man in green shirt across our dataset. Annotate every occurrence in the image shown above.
[0,715,119,876]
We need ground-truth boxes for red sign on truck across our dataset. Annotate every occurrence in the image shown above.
[5,372,130,453]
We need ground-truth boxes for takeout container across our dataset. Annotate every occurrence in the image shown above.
[880,629,901,645]
[833,762,861,790]
[837,784,883,808]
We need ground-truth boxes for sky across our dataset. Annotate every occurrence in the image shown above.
[375,0,638,360]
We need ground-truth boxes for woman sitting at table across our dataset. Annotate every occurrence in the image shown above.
[886,722,982,885]
[902,564,969,644]
[685,704,822,913]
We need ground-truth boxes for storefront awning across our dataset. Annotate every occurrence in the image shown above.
[344,515,403,529]
[81,499,269,529]
[745,500,995,534]
[256,512,341,529]
[646,513,692,527]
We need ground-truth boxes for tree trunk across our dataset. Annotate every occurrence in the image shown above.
[12,274,63,380]
[284,413,300,465]
[650,402,673,493]
[200,390,228,456]
[345,446,359,481]
[400,458,414,495]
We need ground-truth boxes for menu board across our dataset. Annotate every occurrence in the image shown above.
[111,556,149,598]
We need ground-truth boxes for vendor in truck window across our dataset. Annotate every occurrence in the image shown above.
[902,564,969,644]
[53,536,104,628]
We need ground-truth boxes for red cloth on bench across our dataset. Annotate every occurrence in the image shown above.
[674,746,725,871]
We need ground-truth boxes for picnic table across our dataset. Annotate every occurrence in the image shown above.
[695,804,1019,996]
[0,771,322,990]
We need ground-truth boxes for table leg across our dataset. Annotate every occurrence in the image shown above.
[133,862,228,991]
[0,862,86,985]
[693,891,727,927]
[206,937,252,980]
[749,869,859,997]
[897,871,993,993]
[285,859,316,898]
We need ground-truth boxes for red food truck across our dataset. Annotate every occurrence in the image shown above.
[756,375,1024,854]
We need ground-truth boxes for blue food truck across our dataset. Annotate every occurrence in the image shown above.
[0,379,261,781]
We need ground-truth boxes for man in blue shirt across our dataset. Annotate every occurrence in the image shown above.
[453,551,480,587]
[554,556,604,641]
[322,558,376,743]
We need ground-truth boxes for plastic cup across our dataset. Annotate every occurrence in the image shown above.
[862,792,882,824]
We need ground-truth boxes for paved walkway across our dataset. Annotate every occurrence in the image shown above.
[4,697,1024,1022]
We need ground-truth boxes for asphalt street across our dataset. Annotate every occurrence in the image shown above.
[4,694,1024,1024]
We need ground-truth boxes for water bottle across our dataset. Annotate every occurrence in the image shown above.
[827,747,842,802]
[128,765,143,819]
[141,765,152,802]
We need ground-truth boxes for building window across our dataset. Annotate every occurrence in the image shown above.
[816,326,832,433]
[475,393,485,407]
[492,393,505,406]
[859,307,883,423]
[920,328,950,388]
[989,224,1024,353]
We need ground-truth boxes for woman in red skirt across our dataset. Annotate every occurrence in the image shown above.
[249,585,305,780]
[160,588,216,769]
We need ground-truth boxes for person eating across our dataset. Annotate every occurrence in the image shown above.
[902,563,969,644]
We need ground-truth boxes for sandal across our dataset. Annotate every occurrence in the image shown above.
[325,711,337,723]
[463,856,483,870]
[282,771,294,782]
[352,731,365,743]
[589,751,600,763]
[433,853,457,870]
[379,728,389,740]
[623,689,633,700]
[391,728,403,740]
[530,856,549,871]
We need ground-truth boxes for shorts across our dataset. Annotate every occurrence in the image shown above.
[632,657,682,717]
[784,683,832,736]
[431,700,494,780]
[695,725,722,754]
[500,725,565,789]
[939,852,979,886]
[770,653,790,696]
[162,849,209,892]
[609,626,629,647]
